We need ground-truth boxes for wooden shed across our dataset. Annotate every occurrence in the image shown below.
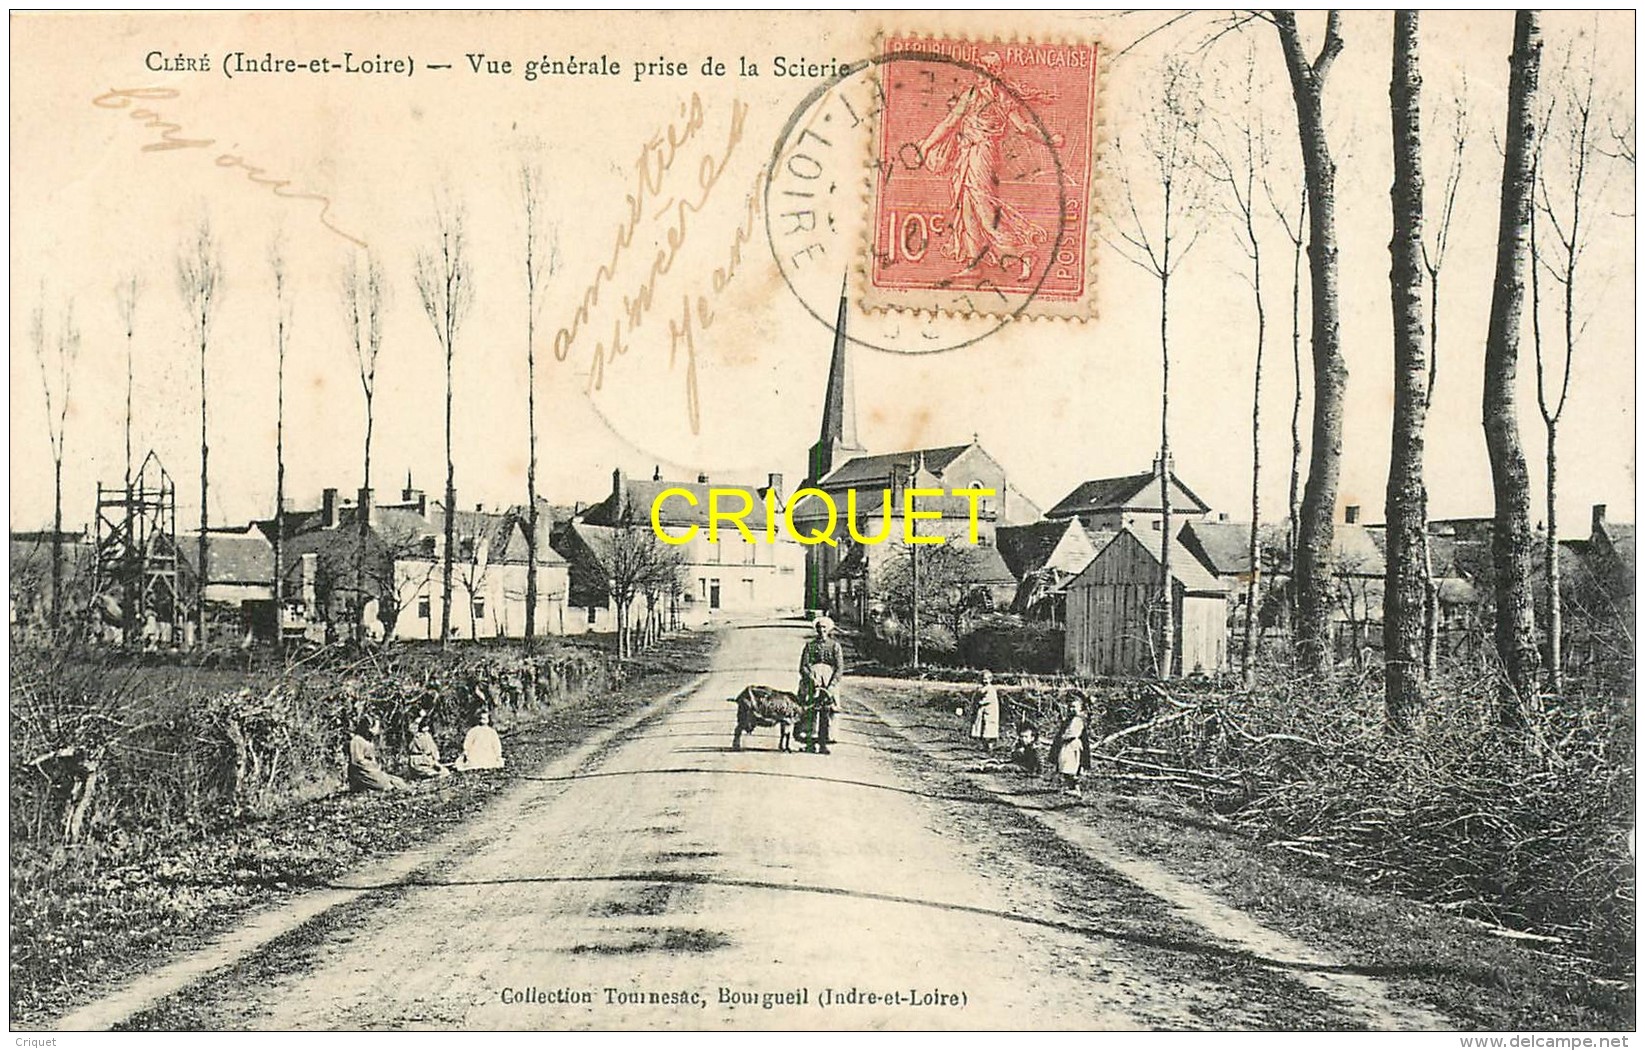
[1063,527,1229,677]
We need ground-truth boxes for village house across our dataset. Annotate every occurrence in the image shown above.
[1045,454,1212,533]
[1063,527,1230,677]
[1548,503,1634,676]
[175,525,277,639]
[419,499,572,641]
[264,480,570,642]
[571,466,804,623]
[996,518,1108,624]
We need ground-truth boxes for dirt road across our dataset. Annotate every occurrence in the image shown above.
[96,621,1448,1031]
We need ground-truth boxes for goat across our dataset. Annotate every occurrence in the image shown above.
[728,685,803,752]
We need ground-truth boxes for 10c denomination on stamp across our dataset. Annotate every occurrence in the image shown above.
[865,35,1104,321]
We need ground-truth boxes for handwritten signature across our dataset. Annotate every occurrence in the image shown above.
[92,86,365,248]
[557,92,752,435]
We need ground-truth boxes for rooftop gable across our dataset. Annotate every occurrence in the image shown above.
[1074,526,1225,594]
[818,443,978,488]
[1047,468,1210,519]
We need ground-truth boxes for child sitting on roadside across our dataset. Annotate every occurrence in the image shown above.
[1011,724,1043,777]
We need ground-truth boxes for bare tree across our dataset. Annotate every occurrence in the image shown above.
[1272,9,1348,675]
[115,277,139,496]
[414,199,474,648]
[1384,9,1431,729]
[1202,44,1273,687]
[1104,57,1209,680]
[177,220,222,646]
[456,534,491,640]
[344,250,386,603]
[115,275,140,643]
[31,296,80,633]
[1262,171,1306,617]
[1482,11,1544,725]
[271,242,290,653]
[1533,32,1613,698]
[605,526,671,659]
[519,162,558,652]
[1419,89,1468,678]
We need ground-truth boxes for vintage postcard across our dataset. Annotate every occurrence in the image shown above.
[8,10,1636,1037]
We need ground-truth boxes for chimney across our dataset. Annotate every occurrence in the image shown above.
[322,487,339,529]
[652,465,662,481]
[475,503,483,513]
[1345,504,1360,524]
[358,487,375,529]
[697,472,709,484]
[1592,503,1608,536]
[402,470,424,509]
[1218,512,1229,523]
[767,472,784,497]
[889,461,910,502]
[612,468,630,522]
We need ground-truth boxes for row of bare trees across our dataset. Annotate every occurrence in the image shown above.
[1106,11,1629,727]
[29,158,572,654]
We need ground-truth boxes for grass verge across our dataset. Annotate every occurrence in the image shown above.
[860,679,1636,1032]
[10,629,715,1029]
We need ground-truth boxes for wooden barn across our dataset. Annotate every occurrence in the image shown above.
[1064,527,1229,677]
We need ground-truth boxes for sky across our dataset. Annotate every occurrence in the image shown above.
[9,11,1636,540]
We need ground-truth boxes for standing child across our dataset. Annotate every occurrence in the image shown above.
[1047,695,1092,798]
[969,670,1001,753]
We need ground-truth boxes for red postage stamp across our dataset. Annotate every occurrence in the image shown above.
[864,35,1103,320]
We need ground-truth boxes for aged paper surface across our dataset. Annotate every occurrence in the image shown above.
[8,10,1636,1035]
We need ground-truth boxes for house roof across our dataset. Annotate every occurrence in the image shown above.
[584,478,777,531]
[177,529,274,585]
[1333,524,1387,576]
[1360,526,1470,581]
[1179,521,1254,577]
[956,543,1018,585]
[1083,526,1120,555]
[831,540,1015,586]
[818,444,974,488]
[1599,521,1636,572]
[1047,468,1211,518]
[995,520,1083,580]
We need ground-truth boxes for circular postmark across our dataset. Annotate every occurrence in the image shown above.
[764,47,1078,356]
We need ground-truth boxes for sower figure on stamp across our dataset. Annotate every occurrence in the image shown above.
[915,51,1062,281]
[798,617,845,755]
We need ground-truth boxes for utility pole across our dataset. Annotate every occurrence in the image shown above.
[909,456,921,670]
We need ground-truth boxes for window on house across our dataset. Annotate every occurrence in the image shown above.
[417,596,430,619]
[743,541,757,565]
[587,605,598,624]
[968,479,993,520]
[473,596,486,619]
[743,578,755,602]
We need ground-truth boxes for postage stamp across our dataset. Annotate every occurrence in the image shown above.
[863,35,1104,320]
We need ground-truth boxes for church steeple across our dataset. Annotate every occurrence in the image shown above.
[808,286,866,484]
